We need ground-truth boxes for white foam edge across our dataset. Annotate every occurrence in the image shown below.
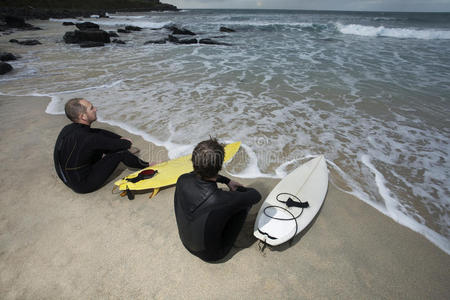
[361,154,450,255]
[4,90,194,160]
[227,143,281,179]
[335,22,450,40]
[5,91,449,254]
[94,117,193,159]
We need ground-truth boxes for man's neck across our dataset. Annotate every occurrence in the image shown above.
[75,120,91,126]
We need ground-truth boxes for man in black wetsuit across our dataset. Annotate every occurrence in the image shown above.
[174,138,261,262]
[54,98,149,193]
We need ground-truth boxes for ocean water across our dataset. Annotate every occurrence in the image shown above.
[1,9,449,254]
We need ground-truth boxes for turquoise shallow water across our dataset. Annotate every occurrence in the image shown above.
[1,9,449,253]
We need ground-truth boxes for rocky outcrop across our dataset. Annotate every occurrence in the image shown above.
[220,26,235,33]
[199,38,231,46]
[117,28,131,34]
[165,25,196,36]
[0,52,17,61]
[0,62,13,75]
[0,7,109,21]
[79,41,104,48]
[144,38,168,44]
[63,30,110,44]
[62,22,75,26]
[108,31,119,37]
[125,25,142,31]
[3,15,41,29]
[9,39,42,45]
[75,22,99,31]
[112,39,126,44]
[167,35,197,44]
[0,15,41,31]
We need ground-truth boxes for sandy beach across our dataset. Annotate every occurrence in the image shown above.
[0,94,448,299]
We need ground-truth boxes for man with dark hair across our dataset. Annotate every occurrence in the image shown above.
[174,138,261,262]
[54,98,150,193]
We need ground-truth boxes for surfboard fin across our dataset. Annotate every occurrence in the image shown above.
[149,188,160,199]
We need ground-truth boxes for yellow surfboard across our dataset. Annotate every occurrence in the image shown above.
[114,142,241,198]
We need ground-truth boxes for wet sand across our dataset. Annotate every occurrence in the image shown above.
[0,95,448,299]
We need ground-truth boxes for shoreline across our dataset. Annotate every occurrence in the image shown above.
[43,92,450,255]
[0,94,448,298]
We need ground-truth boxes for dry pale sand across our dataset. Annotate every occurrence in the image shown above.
[0,95,449,299]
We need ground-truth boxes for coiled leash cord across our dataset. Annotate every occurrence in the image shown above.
[258,193,309,251]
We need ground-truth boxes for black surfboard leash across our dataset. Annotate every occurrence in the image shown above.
[258,192,310,248]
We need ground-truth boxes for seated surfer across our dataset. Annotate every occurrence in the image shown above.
[174,138,261,262]
[53,98,150,193]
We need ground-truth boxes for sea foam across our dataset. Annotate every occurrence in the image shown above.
[336,23,450,39]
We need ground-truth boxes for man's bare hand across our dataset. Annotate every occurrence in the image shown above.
[227,180,243,192]
[121,137,132,144]
[129,146,140,155]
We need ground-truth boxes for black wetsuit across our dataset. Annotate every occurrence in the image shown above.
[54,123,148,193]
[174,172,261,262]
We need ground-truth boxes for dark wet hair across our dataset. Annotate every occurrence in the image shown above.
[65,98,86,122]
[192,138,225,179]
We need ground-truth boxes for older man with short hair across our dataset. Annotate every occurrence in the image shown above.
[54,98,149,193]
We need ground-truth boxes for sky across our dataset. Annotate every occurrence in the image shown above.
[163,0,450,12]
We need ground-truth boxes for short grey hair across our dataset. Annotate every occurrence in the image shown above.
[65,98,86,122]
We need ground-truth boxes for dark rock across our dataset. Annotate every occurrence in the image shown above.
[165,25,196,35]
[20,39,41,45]
[108,31,119,37]
[63,22,75,26]
[0,52,17,61]
[167,35,198,45]
[9,39,41,45]
[0,7,111,21]
[125,26,142,31]
[62,32,77,43]
[117,28,131,34]
[4,15,27,27]
[112,39,126,44]
[0,62,13,75]
[199,38,231,46]
[167,35,179,43]
[64,30,110,44]
[3,15,41,30]
[178,38,197,44]
[79,41,104,48]
[220,26,236,33]
[76,22,100,31]
[144,38,168,45]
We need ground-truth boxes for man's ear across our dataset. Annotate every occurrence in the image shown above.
[79,113,87,122]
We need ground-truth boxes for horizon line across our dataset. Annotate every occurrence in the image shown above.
[174,8,450,14]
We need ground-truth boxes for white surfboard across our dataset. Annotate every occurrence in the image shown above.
[254,155,328,246]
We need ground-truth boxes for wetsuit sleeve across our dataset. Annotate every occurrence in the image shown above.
[86,132,131,152]
[216,175,230,185]
[218,187,261,210]
[90,128,122,139]
[232,187,261,206]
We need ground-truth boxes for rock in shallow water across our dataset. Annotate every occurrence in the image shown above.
[9,39,41,45]
[75,22,100,31]
[0,52,17,61]
[0,62,13,75]
[63,30,110,44]
[112,39,126,44]
[220,26,236,33]
[79,41,105,48]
